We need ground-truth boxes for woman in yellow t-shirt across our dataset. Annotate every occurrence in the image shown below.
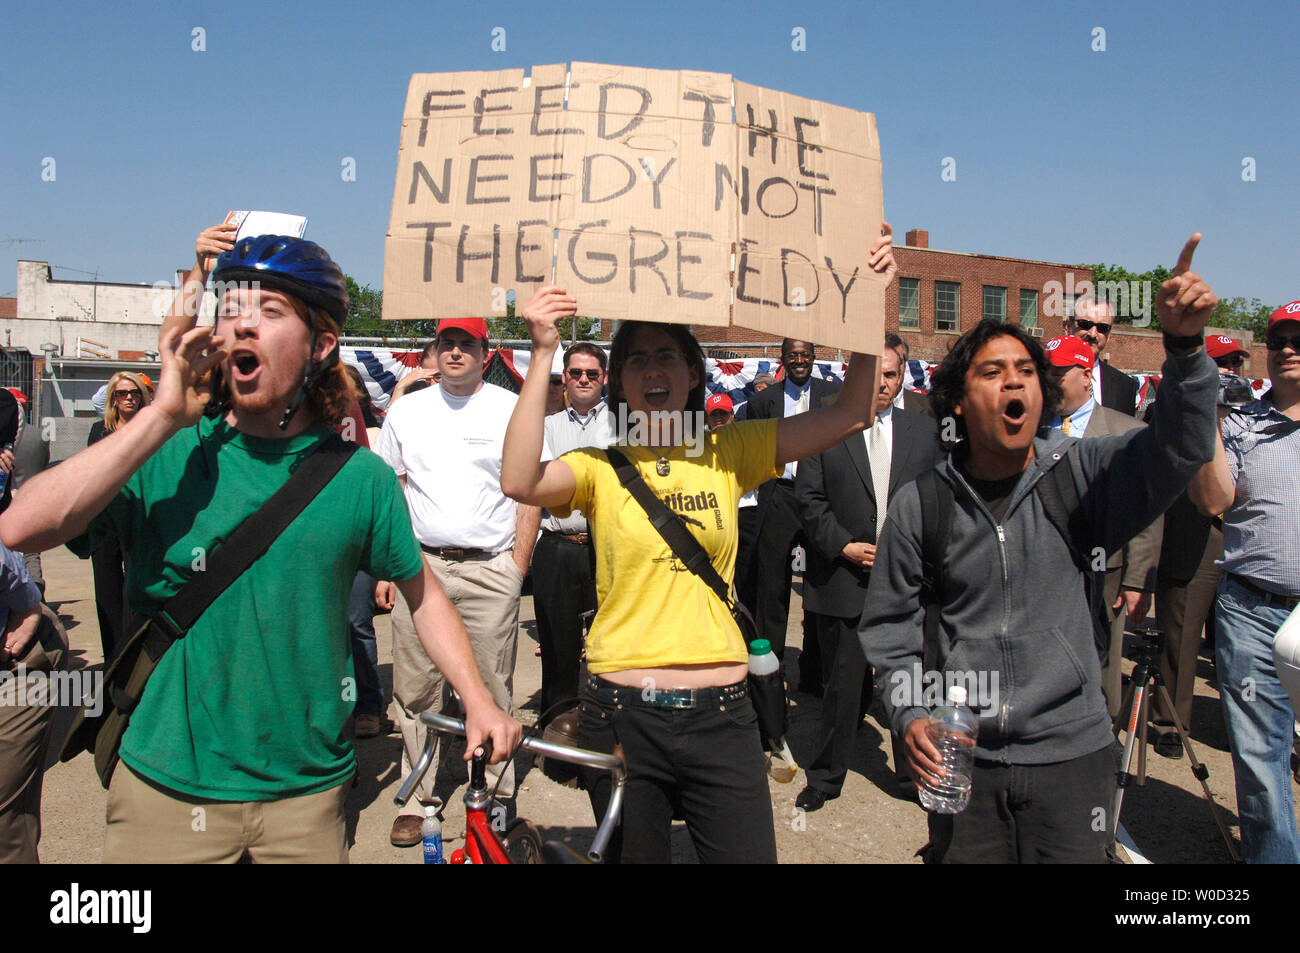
[501,231,897,863]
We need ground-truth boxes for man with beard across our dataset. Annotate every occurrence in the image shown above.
[863,236,1219,863]
[0,234,518,862]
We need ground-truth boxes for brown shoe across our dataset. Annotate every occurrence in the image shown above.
[356,714,382,739]
[390,815,423,848]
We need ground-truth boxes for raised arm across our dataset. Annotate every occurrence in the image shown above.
[161,223,238,341]
[500,285,579,509]
[1075,235,1220,553]
[0,326,227,552]
[774,222,897,468]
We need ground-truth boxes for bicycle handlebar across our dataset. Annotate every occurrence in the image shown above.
[394,711,627,863]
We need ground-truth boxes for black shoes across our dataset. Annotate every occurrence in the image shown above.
[795,786,838,812]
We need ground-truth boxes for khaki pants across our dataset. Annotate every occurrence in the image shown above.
[0,606,67,864]
[104,765,349,863]
[392,549,522,813]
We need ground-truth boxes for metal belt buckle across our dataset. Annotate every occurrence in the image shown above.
[661,688,697,709]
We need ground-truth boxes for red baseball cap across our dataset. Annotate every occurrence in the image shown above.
[4,387,26,406]
[1044,335,1094,373]
[705,393,733,414]
[1206,335,1248,359]
[436,318,490,342]
[1269,300,1300,329]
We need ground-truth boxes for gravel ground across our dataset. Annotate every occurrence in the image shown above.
[30,544,1289,864]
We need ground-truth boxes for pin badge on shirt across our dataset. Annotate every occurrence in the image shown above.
[656,456,670,476]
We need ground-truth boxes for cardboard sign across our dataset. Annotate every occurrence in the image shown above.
[383,63,885,353]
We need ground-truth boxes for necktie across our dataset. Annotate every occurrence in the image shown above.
[1062,414,1072,436]
[867,417,890,542]
[789,387,810,477]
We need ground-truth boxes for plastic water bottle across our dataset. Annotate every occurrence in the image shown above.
[748,638,797,782]
[918,685,978,814]
[421,804,444,864]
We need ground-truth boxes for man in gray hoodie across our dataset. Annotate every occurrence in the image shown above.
[861,235,1220,863]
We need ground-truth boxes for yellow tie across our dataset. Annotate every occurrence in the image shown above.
[1062,414,1072,436]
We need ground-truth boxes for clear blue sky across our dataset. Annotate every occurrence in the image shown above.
[2,0,1296,307]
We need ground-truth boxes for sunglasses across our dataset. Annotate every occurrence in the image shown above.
[1214,355,1245,369]
[1073,319,1112,334]
[113,389,143,400]
[1266,333,1300,352]
[567,368,601,381]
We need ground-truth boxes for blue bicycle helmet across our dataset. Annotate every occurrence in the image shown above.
[212,234,349,323]
[211,234,348,429]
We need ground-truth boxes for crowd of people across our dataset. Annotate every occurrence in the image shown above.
[0,221,1296,865]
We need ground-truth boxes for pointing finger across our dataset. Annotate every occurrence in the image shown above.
[1173,233,1202,276]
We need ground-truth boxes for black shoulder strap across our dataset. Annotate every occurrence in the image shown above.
[603,447,732,609]
[1036,446,1112,660]
[916,469,954,673]
[157,432,360,635]
[1036,450,1087,573]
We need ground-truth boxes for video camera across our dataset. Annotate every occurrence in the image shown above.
[1217,373,1254,409]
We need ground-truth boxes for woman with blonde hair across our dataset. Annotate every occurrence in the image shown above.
[87,370,152,660]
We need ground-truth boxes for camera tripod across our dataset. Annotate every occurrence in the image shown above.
[1110,623,1240,863]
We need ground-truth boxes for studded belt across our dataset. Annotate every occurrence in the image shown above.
[585,674,747,710]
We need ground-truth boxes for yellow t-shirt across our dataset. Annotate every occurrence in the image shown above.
[554,418,780,674]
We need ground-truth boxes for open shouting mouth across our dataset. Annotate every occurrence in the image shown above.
[229,348,262,386]
[1002,397,1028,429]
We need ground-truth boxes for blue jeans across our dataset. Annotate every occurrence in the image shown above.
[1215,574,1300,863]
[349,571,384,717]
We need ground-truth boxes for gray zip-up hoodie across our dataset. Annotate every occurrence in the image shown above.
[861,348,1218,764]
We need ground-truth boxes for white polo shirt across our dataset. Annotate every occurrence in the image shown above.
[375,381,532,552]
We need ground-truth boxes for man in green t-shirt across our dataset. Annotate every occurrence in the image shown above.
[0,233,519,863]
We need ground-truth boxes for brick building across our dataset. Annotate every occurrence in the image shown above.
[697,228,1267,377]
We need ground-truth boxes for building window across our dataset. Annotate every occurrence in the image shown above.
[899,278,920,329]
[983,285,1007,323]
[935,281,960,332]
[1019,289,1038,328]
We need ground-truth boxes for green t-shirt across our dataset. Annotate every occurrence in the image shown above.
[70,415,423,801]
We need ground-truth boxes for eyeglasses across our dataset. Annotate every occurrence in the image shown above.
[567,368,601,381]
[1266,333,1300,352]
[1215,355,1245,369]
[624,349,685,373]
[1073,319,1112,334]
[112,389,143,401]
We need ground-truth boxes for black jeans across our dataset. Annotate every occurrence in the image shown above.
[578,676,778,864]
[924,744,1118,863]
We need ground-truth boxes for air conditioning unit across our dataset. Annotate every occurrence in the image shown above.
[1029,327,1044,338]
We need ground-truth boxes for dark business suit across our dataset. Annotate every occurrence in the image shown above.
[901,388,934,417]
[1098,361,1139,417]
[1078,403,1163,718]
[796,408,941,795]
[743,376,840,658]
